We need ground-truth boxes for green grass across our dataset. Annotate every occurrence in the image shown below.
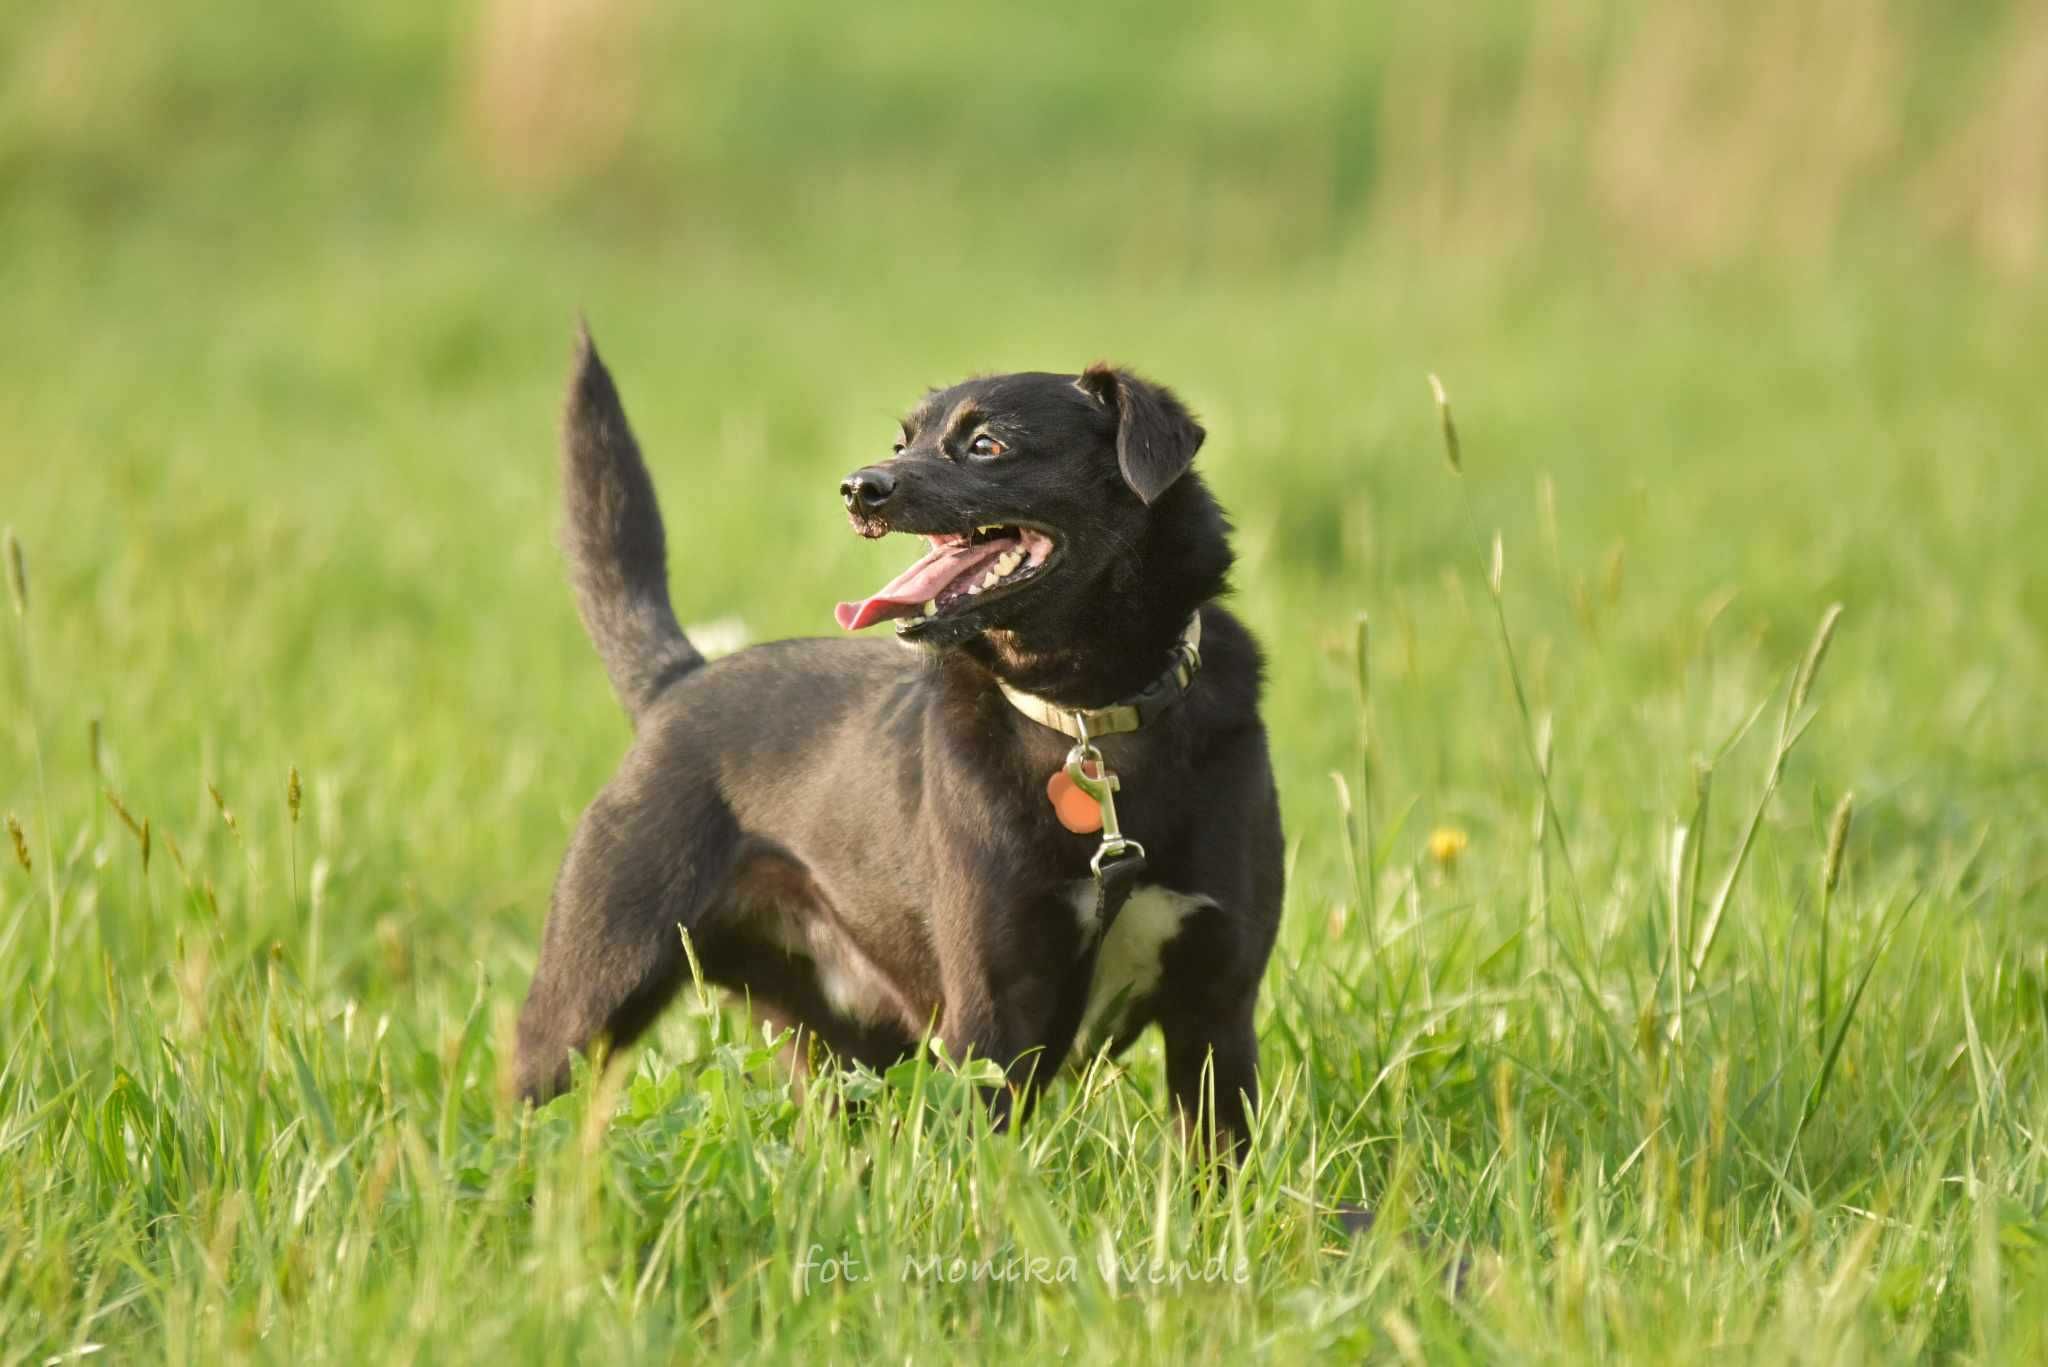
[4,1,2047,1361]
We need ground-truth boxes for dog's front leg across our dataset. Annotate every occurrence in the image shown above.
[932,977,1057,1132]
[1160,994,1259,1162]
[931,890,1087,1131]
[1155,733,1285,1164]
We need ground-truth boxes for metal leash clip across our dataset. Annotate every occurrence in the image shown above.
[1064,712,1145,879]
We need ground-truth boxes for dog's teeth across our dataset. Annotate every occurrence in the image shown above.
[923,599,937,615]
[995,552,1021,576]
[966,582,982,595]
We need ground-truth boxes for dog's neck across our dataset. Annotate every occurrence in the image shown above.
[969,479,1231,710]
[980,613,1193,710]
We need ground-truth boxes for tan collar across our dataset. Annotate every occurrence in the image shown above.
[996,614,1203,740]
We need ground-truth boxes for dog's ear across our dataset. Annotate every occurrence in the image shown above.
[1076,363,1205,505]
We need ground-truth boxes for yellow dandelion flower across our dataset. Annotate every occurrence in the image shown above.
[1427,826,1469,869]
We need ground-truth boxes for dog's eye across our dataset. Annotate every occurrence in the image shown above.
[968,434,1006,459]
[891,440,906,455]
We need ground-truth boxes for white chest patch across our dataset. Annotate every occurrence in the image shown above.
[1070,882,1213,1049]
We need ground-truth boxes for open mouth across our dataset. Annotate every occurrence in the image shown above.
[834,524,1059,632]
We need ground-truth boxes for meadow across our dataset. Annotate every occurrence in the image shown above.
[3,1,2046,1360]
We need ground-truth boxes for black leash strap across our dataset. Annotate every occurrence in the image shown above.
[1064,713,1148,944]
[1092,844,1147,939]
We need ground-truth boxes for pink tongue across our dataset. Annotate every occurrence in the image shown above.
[835,541,1006,631]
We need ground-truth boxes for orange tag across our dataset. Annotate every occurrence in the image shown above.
[1047,765,1103,833]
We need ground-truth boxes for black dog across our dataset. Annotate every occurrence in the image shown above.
[514,328,1283,1149]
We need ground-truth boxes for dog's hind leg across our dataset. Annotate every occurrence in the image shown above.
[513,768,740,1103]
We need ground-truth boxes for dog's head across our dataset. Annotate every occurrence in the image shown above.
[834,366,1228,669]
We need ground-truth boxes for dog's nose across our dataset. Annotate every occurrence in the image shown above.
[840,466,897,515]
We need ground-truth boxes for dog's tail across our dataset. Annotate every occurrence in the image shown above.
[558,324,703,721]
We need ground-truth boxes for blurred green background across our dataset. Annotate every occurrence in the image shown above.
[3,1,2047,1357]
[5,0,2040,942]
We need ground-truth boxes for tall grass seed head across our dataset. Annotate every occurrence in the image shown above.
[3,527,23,617]
[207,782,239,835]
[1427,373,1462,474]
[6,813,28,873]
[105,788,143,840]
[1824,791,1854,892]
[1791,602,1845,714]
[1353,613,1370,708]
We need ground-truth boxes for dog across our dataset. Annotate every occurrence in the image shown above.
[513,327,1284,1150]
